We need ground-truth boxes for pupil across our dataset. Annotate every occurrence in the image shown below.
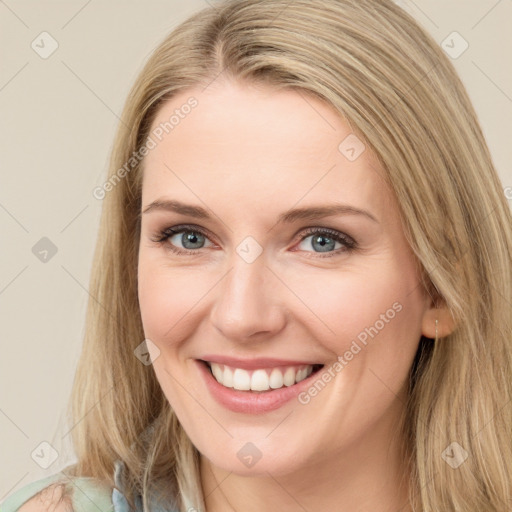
[182,231,203,249]
[313,235,334,252]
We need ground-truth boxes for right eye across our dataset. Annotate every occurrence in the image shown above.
[151,224,215,255]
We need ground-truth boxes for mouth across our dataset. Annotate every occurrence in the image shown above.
[199,359,324,393]
[196,357,327,413]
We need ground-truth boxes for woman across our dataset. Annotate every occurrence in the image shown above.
[3,0,511,511]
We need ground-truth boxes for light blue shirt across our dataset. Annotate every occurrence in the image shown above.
[0,459,194,512]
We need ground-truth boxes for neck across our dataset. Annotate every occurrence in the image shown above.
[199,418,413,512]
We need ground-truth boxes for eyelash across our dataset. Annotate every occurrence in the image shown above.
[151,224,357,258]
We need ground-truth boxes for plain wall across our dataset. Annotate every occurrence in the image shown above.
[1,0,511,497]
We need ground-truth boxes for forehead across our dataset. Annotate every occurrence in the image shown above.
[142,80,393,221]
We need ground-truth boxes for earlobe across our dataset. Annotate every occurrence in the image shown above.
[421,304,457,340]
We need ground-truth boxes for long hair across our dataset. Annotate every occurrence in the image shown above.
[61,1,512,510]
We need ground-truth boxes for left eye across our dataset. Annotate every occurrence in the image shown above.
[293,227,357,257]
[297,231,345,253]
[152,225,356,257]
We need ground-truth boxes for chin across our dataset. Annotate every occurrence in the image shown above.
[192,430,312,477]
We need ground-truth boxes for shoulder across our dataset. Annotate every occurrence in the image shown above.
[1,460,182,512]
[0,473,116,512]
[13,482,71,512]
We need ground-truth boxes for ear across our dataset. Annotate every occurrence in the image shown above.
[421,299,457,339]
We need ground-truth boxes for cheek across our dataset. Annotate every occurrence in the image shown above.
[137,255,203,405]
[137,251,235,362]
[285,263,425,444]
[137,254,205,346]
[282,257,424,363]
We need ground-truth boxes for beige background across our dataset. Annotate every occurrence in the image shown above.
[1,0,511,497]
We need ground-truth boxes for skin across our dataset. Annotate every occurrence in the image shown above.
[137,79,454,512]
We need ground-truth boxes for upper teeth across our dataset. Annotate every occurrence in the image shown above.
[209,363,314,391]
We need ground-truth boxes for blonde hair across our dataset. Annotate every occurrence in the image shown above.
[60,1,512,510]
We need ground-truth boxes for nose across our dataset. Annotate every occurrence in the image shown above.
[209,252,286,342]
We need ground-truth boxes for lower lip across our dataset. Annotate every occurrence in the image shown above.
[196,360,322,414]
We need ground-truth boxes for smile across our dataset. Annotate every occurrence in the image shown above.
[206,361,322,391]
[196,357,325,413]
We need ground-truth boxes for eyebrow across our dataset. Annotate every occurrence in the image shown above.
[142,199,378,224]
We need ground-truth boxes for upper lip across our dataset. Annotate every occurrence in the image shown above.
[199,355,324,370]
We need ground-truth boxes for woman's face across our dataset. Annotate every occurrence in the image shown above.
[137,79,434,477]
